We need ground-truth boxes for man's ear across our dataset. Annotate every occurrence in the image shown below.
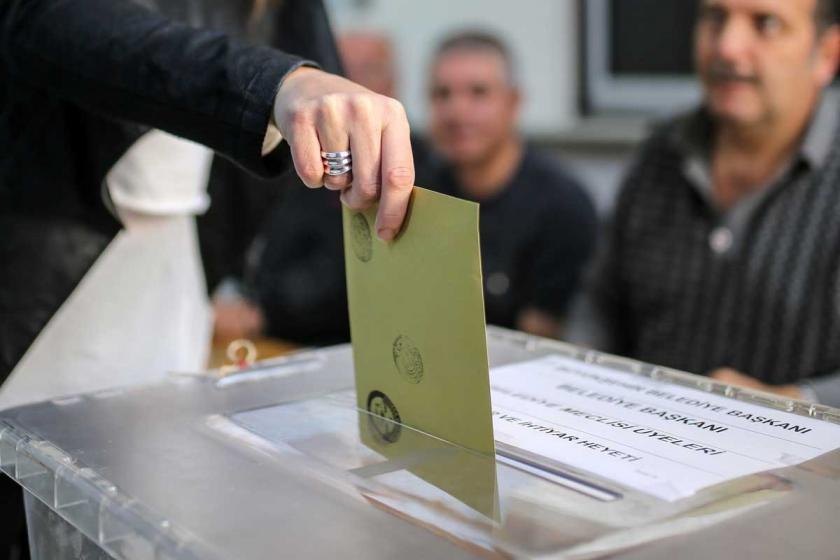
[815,25,840,87]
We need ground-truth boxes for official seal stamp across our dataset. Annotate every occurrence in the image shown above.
[366,390,402,444]
[392,335,424,384]
[350,213,373,263]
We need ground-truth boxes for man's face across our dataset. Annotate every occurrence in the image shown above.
[695,0,838,127]
[428,49,520,166]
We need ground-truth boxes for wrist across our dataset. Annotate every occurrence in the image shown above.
[272,64,321,127]
[265,63,321,154]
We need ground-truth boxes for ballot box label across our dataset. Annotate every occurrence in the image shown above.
[491,355,840,501]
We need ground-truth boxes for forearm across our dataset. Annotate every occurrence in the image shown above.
[1,0,309,176]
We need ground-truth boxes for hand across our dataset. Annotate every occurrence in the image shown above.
[709,368,803,399]
[212,298,265,342]
[273,67,414,241]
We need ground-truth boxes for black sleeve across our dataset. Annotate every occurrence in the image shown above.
[0,0,310,177]
[197,0,343,293]
[529,181,599,319]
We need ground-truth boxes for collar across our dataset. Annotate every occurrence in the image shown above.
[672,89,839,172]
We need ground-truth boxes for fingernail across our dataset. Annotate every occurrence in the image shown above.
[377,227,395,241]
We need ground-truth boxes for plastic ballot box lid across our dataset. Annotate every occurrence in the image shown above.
[2,327,840,560]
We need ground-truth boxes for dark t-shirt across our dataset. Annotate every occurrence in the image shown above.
[432,147,598,329]
[251,186,350,346]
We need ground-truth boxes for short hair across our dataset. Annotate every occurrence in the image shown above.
[433,31,518,86]
[816,0,839,33]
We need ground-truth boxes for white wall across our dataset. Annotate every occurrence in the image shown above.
[325,0,580,136]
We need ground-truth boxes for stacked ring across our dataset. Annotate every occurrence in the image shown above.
[321,150,352,177]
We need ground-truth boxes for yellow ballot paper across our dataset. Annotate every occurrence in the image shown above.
[342,187,496,458]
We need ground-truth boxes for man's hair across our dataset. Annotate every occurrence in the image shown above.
[433,31,518,86]
[816,0,839,33]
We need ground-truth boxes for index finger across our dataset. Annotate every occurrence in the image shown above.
[375,109,414,241]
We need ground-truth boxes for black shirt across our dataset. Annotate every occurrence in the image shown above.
[431,146,598,329]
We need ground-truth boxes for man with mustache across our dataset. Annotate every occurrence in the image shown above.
[570,0,840,405]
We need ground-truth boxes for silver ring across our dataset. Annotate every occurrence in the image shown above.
[325,165,352,177]
[323,156,352,166]
[325,166,352,175]
[321,150,351,159]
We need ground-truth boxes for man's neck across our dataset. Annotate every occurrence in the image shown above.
[455,138,523,201]
[712,96,817,209]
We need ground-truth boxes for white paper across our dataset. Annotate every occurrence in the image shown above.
[491,355,840,502]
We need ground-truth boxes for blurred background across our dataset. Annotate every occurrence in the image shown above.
[203,0,840,366]
[326,0,702,215]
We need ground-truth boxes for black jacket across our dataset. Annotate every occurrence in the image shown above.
[0,0,339,378]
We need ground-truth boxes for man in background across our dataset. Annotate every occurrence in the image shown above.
[570,0,840,405]
[425,32,598,338]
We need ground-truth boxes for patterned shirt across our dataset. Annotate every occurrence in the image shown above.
[571,92,840,406]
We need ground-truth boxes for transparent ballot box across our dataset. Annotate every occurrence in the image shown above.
[1,328,839,559]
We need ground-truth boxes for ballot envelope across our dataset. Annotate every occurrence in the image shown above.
[1,328,840,560]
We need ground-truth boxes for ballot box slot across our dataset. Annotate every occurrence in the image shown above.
[495,443,621,502]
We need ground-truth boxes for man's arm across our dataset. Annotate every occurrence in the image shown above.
[1,0,306,177]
